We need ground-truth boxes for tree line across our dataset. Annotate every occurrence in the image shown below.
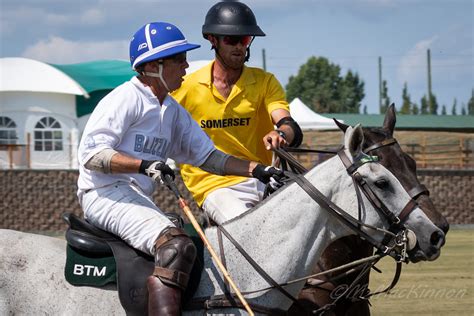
[285,56,474,115]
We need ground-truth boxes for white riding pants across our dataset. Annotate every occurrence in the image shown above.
[81,182,174,256]
[202,178,265,225]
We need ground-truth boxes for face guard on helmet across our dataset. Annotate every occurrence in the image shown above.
[130,22,200,91]
[202,1,265,62]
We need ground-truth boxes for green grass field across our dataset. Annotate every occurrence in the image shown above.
[370,229,473,315]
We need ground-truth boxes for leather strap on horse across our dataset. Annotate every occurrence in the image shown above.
[284,171,388,253]
[338,150,419,228]
[363,138,431,203]
[313,261,374,315]
[275,148,413,260]
[216,225,303,308]
[364,138,397,153]
[408,184,430,199]
[216,228,238,307]
[185,224,301,314]
[285,144,431,204]
[398,199,418,222]
[187,295,287,315]
[364,261,402,298]
[273,146,308,174]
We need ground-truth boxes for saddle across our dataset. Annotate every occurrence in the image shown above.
[63,213,203,316]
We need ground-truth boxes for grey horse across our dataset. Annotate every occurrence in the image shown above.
[0,124,445,315]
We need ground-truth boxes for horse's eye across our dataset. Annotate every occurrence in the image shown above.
[374,179,389,189]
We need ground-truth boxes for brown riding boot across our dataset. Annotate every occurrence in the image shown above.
[148,227,196,316]
[147,275,182,316]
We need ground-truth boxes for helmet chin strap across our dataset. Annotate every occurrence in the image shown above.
[142,62,170,92]
[214,48,235,70]
[244,37,255,62]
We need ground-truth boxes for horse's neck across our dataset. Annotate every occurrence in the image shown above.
[208,157,353,293]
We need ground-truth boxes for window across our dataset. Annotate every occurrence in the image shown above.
[34,117,63,151]
[0,116,18,146]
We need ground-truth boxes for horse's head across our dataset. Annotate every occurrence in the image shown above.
[335,105,449,262]
[341,124,445,262]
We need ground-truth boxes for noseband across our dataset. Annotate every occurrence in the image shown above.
[337,150,418,226]
[274,147,418,262]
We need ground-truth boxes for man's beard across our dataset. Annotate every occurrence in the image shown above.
[224,54,245,69]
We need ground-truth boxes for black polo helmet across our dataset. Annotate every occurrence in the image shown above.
[202,1,266,39]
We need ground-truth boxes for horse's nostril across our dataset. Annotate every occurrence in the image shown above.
[430,230,445,248]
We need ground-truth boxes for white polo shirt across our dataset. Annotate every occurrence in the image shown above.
[77,76,215,197]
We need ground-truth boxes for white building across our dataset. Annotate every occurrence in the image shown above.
[0,57,135,169]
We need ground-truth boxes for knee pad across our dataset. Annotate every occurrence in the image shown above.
[152,227,197,290]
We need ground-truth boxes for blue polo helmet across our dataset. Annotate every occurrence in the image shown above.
[130,22,200,70]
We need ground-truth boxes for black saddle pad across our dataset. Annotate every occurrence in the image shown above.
[64,213,203,316]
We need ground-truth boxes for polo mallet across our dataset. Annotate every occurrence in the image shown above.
[162,174,254,316]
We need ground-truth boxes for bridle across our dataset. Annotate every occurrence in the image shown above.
[278,136,430,222]
[364,137,431,201]
[336,149,418,258]
[276,147,418,262]
[188,143,421,315]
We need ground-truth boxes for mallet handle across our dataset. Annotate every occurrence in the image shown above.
[164,175,254,316]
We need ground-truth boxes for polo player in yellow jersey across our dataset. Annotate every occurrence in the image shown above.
[173,1,303,224]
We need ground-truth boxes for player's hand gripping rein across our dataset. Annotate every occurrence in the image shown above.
[252,164,285,191]
[139,160,175,183]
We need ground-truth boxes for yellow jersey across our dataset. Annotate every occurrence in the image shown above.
[172,61,289,206]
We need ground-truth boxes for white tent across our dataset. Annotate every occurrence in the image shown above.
[1,58,83,169]
[186,60,212,75]
[0,57,88,97]
[289,98,340,130]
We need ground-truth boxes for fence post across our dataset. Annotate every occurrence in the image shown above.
[8,145,13,169]
[27,133,31,169]
[422,136,427,168]
[69,132,72,169]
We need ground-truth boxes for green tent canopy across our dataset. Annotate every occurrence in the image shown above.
[52,60,136,117]
[52,60,135,93]
[324,113,474,132]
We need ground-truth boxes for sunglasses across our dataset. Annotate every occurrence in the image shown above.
[221,35,253,46]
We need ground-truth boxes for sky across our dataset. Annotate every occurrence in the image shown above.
[1,0,472,114]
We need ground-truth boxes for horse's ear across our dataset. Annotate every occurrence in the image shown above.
[345,124,364,158]
[383,103,396,137]
[333,118,349,132]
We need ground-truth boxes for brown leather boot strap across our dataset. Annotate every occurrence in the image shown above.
[153,266,190,289]
[154,227,188,250]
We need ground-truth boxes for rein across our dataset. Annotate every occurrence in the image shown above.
[276,146,417,261]
[188,143,417,314]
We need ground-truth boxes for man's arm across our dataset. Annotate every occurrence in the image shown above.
[263,109,303,150]
[84,149,175,182]
[85,149,142,174]
[199,149,283,184]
